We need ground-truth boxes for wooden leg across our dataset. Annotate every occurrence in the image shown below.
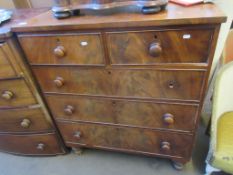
[171,160,184,170]
[72,147,83,155]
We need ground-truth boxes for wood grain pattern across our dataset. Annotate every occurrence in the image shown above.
[0,43,17,79]
[0,107,53,133]
[0,78,36,108]
[0,133,64,155]
[11,3,226,32]
[57,121,193,159]
[107,28,213,65]
[33,66,205,101]
[18,33,105,65]
[46,94,198,132]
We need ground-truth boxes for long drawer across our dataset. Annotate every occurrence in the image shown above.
[33,67,205,101]
[47,95,198,132]
[106,28,213,65]
[18,33,105,65]
[0,133,64,155]
[0,78,36,108]
[57,121,193,158]
[0,107,52,133]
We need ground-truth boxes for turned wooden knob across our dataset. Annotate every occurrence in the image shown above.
[2,91,14,100]
[54,77,64,87]
[36,143,45,150]
[161,141,171,151]
[64,105,74,115]
[54,46,66,57]
[74,131,82,139]
[163,113,174,125]
[149,42,162,57]
[21,118,31,128]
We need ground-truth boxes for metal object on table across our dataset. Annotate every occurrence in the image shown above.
[0,9,12,25]
[52,0,168,19]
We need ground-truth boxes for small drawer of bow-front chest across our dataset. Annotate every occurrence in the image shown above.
[0,78,36,108]
[0,107,53,133]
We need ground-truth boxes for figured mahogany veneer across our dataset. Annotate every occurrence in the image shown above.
[0,133,63,155]
[0,108,53,133]
[57,121,193,159]
[0,78,36,108]
[32,67,205,101]
[13,3,226,168]
[18,33,105,65]
[107,28,214,65]
[46,95,198,132]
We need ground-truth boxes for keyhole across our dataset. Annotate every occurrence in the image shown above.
[168,81,175,89]
[56,38,61,44]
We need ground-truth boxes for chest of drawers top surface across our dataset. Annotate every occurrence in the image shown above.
[12,3,226,33]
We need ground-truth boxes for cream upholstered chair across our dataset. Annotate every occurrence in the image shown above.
[205,61,233,174]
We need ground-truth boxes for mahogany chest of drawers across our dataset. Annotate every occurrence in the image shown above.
[13,3,226,169]
[0,9,65,155]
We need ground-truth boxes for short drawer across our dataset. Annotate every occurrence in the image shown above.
[0,133,64,155]
[57,121,193,158]
[0,78,36,108]
[0,43,17,78]
[33,66,205,101]
[47,95,198,131]
[106,29,213,65]
[18,33,105,65]
[0,107,52,133]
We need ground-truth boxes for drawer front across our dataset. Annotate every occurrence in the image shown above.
[0,108,52,133]
[0,43,17,78]
[33,67,205,101]
[0,133,64,155]
[107,29,213,65]
[18,33,105,65]
[57,121,192,158]
[0,79,36,108]
[47,95,198,131]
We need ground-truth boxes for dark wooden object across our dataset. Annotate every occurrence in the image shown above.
[0,9,66,155]
[52,0,168,18]
[13,3,226,169]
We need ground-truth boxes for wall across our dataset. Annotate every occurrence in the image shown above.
[0,0,15,9]
[30,0,53,8]
[211,0,233,76]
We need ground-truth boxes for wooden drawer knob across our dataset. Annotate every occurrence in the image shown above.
[54,46,66,57]
[2,91,14,100]
[74,131,82,139]
[163,113,174,125]
[54,77,64,87]
[20,118,31,128]
[64,105,74,115]
[36,143,45,150]
[161,141,171,151]
[149,42,162,57]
